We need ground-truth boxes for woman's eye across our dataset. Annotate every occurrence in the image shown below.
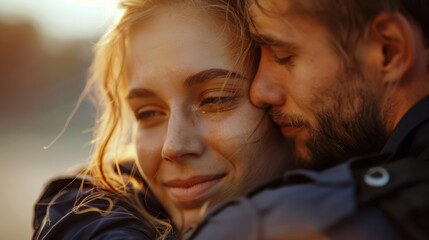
[198,92,240,113]
[200,96,236,105]
[135,109,165,121]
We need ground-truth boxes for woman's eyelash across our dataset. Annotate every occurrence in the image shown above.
[200,96,237,105]
[135,110,163,120]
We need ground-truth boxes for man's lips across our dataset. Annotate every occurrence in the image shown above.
[275,121,306,138]
[269,111,306,138]
[280,125,302,137]
[164,174,226,205]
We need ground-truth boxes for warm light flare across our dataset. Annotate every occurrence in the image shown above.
[67,0,119,7]
[0,0,122,39]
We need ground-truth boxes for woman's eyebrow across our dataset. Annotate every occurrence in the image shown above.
[184,68,245,87]
[127,88,156,100]
[127,68,245,100]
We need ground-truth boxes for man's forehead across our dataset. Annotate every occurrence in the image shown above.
[249,0,294,18]
[247,3,288,41]
[248,0,295,34]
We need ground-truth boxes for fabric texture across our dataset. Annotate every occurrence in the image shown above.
[33,162,168,240]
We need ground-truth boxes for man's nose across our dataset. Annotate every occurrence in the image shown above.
[161,111,204,162]
[250,49,286,108]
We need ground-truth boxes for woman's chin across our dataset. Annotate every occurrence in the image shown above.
[173,208,205,230]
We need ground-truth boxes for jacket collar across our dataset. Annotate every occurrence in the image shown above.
[381,95,429,157]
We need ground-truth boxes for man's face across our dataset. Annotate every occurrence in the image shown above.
[249,0,389,170]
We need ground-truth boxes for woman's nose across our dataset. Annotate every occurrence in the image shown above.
[161,112,204,162]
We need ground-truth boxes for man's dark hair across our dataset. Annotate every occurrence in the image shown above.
[250,0,429,58]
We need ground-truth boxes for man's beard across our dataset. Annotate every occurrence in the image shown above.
[304,93,389,170]
[273,69,390,171]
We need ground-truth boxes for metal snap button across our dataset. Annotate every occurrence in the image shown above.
[364,166,390,187]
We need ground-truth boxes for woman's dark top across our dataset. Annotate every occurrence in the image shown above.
[33,162,169,240]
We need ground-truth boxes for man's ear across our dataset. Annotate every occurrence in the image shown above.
[369,12,416,84]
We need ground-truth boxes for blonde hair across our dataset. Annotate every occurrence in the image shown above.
[83,0,258,238]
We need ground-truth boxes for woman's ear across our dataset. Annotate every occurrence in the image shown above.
[369,12,416,84]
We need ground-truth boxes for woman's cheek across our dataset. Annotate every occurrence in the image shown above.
[225,107,266,140]
[135,130,163,181]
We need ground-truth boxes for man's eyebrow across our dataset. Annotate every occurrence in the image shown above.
[251,33,293,48]
[184,68,245,87]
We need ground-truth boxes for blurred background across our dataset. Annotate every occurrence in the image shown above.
[0,0,122,238]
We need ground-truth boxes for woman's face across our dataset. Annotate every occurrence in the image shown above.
[127,5,288,229]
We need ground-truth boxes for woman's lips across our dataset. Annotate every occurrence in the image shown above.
[164,174,226,206]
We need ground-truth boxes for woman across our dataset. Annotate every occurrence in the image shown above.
[33,0,288,239]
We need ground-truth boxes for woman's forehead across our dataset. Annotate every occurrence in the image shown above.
[128,6,231,57]
[127,10,238,81]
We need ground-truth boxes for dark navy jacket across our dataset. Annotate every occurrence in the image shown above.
[186,95,429,240]
[33,164,167,240]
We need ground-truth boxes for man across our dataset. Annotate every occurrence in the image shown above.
[187,0,429,239]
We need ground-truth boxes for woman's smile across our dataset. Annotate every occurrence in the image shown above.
[163,173,227,207]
